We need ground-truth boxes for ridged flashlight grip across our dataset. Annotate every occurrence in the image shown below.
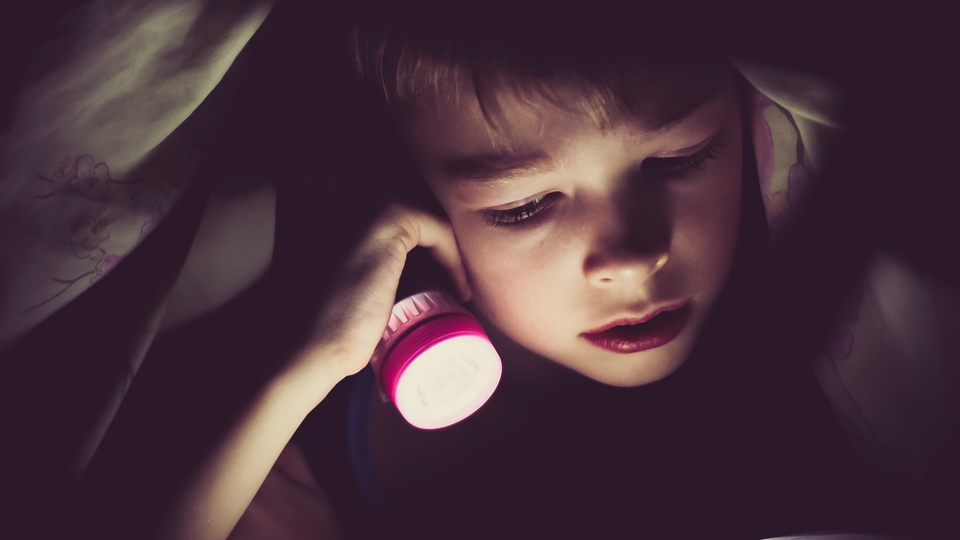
[370,290,471,373]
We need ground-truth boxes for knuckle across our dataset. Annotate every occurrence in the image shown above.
[367,202,448,254]
[358,237,400,265]
[378,215,419,250]
[340,237,405,289]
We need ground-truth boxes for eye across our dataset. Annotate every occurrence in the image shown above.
[642,136,723,178]
[483,192,561,228]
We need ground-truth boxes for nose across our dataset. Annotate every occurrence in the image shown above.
[584,249,669,286]
[582,188,672,287]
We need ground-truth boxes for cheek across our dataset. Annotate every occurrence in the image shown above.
[683,98,744,283]
[454,223,567,333]
[677,155,743,290]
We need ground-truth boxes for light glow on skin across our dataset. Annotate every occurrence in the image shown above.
[403,77,744,387]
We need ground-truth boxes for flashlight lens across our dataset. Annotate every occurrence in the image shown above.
[372,291,502,430]
[394,334,500,429]
[417,352,480,408]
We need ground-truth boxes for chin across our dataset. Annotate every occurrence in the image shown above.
[587,360,686,387]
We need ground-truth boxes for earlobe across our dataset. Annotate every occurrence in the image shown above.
[413,209,473,304]
[448,230,472,304]
[460,280,473,304]
[454,255,473,304]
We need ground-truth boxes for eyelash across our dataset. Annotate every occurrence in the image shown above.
[484,192,560,228]
[482,136,723,228]
[642,137,723,177]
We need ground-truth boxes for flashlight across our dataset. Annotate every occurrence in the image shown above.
[370,290,502,429]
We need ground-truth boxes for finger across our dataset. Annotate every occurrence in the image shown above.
[309,203,471,378]
[378,204,472,303]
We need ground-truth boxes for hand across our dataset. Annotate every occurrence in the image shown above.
[300,202,471,382]
[158,205,469,540]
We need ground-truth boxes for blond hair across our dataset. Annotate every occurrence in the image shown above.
[348,18,732,147]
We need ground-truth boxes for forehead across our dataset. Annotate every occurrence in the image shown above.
[403,74,735,180]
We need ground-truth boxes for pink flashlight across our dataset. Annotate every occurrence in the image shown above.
[369,290,502,429]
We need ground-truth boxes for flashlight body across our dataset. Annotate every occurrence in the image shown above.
[370,291,502,429]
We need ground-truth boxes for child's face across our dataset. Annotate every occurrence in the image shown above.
[403,77,743,387]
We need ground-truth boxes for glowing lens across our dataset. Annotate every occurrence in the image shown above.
[394,334,500,429]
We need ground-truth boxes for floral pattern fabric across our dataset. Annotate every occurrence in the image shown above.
[0,0,275,480]
[0,0,274,351]
[740,60,960,480]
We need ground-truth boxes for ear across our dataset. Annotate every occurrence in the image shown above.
[425,225,472,304]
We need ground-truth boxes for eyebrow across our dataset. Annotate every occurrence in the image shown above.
[440,85,722,184]
[441,151,556,183]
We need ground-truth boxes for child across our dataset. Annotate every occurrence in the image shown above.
[159,7,956,540]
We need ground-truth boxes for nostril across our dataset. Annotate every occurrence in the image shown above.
[585,249,669,285]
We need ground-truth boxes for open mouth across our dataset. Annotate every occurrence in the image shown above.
[581,303,692,353]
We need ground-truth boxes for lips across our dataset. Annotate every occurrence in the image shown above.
[581,302,692,353]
